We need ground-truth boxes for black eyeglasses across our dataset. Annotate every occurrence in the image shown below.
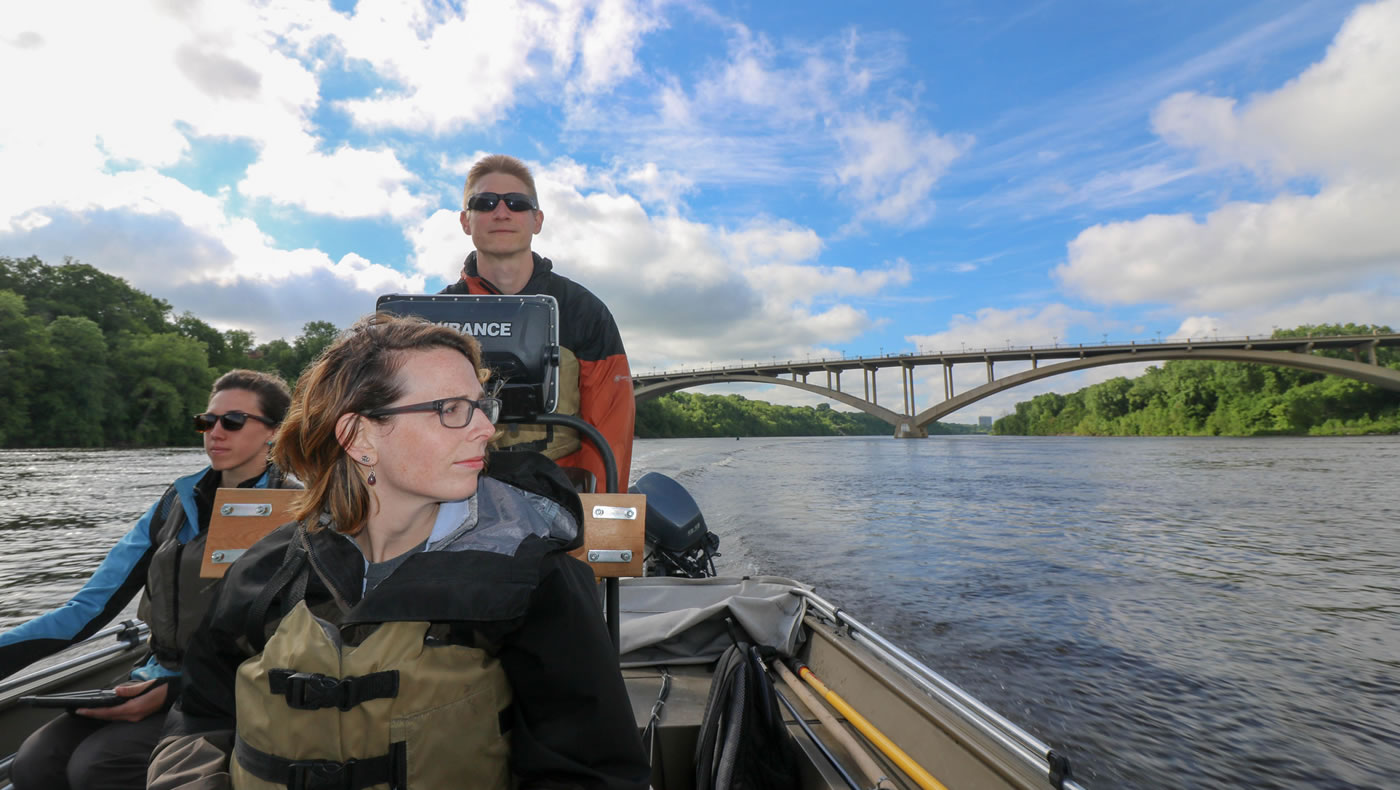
[362,396,502,428]
[466,192,538,212]
[194,412,277,433]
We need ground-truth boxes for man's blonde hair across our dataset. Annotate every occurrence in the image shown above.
[463,154,538,210]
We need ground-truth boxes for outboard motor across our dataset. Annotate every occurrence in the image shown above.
[629,472,720,578]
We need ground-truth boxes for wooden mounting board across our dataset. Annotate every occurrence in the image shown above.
[570,493,646,578]
[199,488,300,578]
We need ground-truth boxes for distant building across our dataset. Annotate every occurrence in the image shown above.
[978,416,993,430]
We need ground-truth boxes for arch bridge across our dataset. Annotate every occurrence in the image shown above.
[632,333,1400,438]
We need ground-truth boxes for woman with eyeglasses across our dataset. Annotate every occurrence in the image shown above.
[149,313,648,790]
[1,369,300,790]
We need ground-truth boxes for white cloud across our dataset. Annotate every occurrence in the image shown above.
[330,0,662,135]
[1150,0,1400,183]
[1174,287,1400,339]
[407,208,472,281]
[1059,182,1400,311]
[0,177,423,342]
[573,0,662,91]
[239,142,430,220]
[1056,0,1400,318]
[832,113,973,230]
[906,304,1102,354]
[1173,316,1229,341]
[740,259,910,307]
[719,222,824,268]
[948,2,1358,221]
[620,163,696,210]
[0,1,436,230]
[508,160,901,368]
[1068,163,1200,208]
[557,19,972,234]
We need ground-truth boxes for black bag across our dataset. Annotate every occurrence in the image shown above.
[693,640,801,790]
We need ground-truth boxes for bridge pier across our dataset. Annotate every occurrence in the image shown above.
[893,420,927,439]
[902,363,915,416]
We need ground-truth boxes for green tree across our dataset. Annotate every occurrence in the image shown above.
[993,323,1400,437]
[255,339,297,383]
[31,316,112,446]
[223,329,259,369]
[109,332,214,446]
[0,290,49,445]
[1085,377,1133,421]
[291,321,341,377]
[175,311,235,370]
[0,256,171,337]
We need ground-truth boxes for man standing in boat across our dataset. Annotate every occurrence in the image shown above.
[440,154,635,491]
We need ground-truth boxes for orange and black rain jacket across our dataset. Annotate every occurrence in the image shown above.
[441,252,635,491]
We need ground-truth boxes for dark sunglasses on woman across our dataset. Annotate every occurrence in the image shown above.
[465,191,538,212]
[193,411,277,433]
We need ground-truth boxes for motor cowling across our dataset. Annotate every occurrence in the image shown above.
[629,472,720,578]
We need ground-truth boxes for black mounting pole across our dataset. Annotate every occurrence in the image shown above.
[515,413,619,496]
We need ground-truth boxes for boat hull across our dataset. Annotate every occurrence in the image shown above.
[1,590,1078,790]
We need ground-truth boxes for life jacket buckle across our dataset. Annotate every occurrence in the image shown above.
[284,672,353,711]
[287,757,352,790]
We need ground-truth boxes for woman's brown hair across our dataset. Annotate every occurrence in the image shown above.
[211,369,292,424]
[272,312,486,535]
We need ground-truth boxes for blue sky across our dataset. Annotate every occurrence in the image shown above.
[2,0,1396,419]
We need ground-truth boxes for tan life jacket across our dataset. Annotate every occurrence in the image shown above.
[231,602,513,790]
[492,347,582,460]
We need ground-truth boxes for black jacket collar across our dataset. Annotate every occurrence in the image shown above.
[461,251,554,293]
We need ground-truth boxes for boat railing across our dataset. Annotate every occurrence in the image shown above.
[0,620,149,698]
[794,589,1086,790]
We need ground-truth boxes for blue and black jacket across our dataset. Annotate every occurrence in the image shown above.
[0,466,290,681]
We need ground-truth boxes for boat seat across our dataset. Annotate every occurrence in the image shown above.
[562,465,596,494]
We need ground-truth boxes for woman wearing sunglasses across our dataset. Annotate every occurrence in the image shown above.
[0,369,300,790]
[149,313,648,790]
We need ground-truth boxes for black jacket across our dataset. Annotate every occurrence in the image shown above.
[442,252,635,490]
[155,452,649,790]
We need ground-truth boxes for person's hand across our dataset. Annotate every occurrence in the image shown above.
[76,679,169,722]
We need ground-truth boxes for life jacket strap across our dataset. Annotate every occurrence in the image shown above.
[268,669,400,711]
[234,735,405,790]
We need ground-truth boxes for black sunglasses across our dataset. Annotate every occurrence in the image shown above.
[466,192,538,213]
[194,411,277,433]
[362,396,502,428]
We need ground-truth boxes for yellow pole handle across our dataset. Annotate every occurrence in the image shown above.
[797,664,949,790]
[774,660,897,790]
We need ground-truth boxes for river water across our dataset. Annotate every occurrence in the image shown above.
[2,437,1398,788]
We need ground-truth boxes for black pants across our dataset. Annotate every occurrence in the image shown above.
[10,712,165,790]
